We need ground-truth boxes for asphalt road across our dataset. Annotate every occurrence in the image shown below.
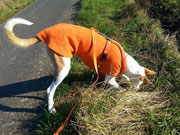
[0,0,80,134]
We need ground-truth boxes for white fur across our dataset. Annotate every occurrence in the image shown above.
[123,52,145,89]
[4,18,146,113]
[105,75,124,89]
[47,57,71,113]
[47,53,145,113]
[124,52,145,78]
[104,52,145,90]
[4,18,33,31]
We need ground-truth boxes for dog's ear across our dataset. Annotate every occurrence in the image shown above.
[144,67,156,76]
[141,76,153,84]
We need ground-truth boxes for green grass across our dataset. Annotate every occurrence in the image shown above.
[34,0,180,134]
[0,0,34,24]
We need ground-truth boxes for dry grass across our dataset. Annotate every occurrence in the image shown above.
[69,87,167,135]
[0,0,12,10]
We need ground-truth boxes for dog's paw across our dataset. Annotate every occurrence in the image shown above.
[131,85,140,91]
[111,85,126,92]
[117,87,126,92]
[49,107,57,114]
[133,87,140,91]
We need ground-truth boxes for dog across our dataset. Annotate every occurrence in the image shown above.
[4,18,156,113]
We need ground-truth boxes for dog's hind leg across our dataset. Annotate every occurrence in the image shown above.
[47,50,71,113]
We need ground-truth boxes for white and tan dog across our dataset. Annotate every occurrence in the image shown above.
[4,18,156,113]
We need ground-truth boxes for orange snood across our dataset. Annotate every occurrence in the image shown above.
[37,23,126,77]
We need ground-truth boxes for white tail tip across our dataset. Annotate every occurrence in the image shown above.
[4,18,33,31]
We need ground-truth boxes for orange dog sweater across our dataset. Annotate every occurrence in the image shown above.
[37,24,126,77]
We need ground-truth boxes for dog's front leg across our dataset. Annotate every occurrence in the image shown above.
[47,51,71,113]
[104,75,125,90]
[130,79,143,90]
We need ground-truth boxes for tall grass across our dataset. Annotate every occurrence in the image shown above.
[0,0,34,24]
[76,0,180,134]
[35,0,180,134]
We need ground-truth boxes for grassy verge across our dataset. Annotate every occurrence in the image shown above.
[35,0,180,135]
[0,0,34,24]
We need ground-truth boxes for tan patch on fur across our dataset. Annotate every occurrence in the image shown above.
[5,30,40,47]
[47,49,64,81]
[144,67,156,76]
[141,76,153,84]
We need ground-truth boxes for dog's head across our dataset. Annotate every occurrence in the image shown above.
[141,67,156,84]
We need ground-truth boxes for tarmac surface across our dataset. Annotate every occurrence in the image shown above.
[0,0,80,134]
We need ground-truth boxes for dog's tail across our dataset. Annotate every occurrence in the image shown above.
[4,18,40,48]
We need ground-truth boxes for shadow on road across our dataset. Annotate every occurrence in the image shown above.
[0,75,53,113]
[0,0,81,134]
